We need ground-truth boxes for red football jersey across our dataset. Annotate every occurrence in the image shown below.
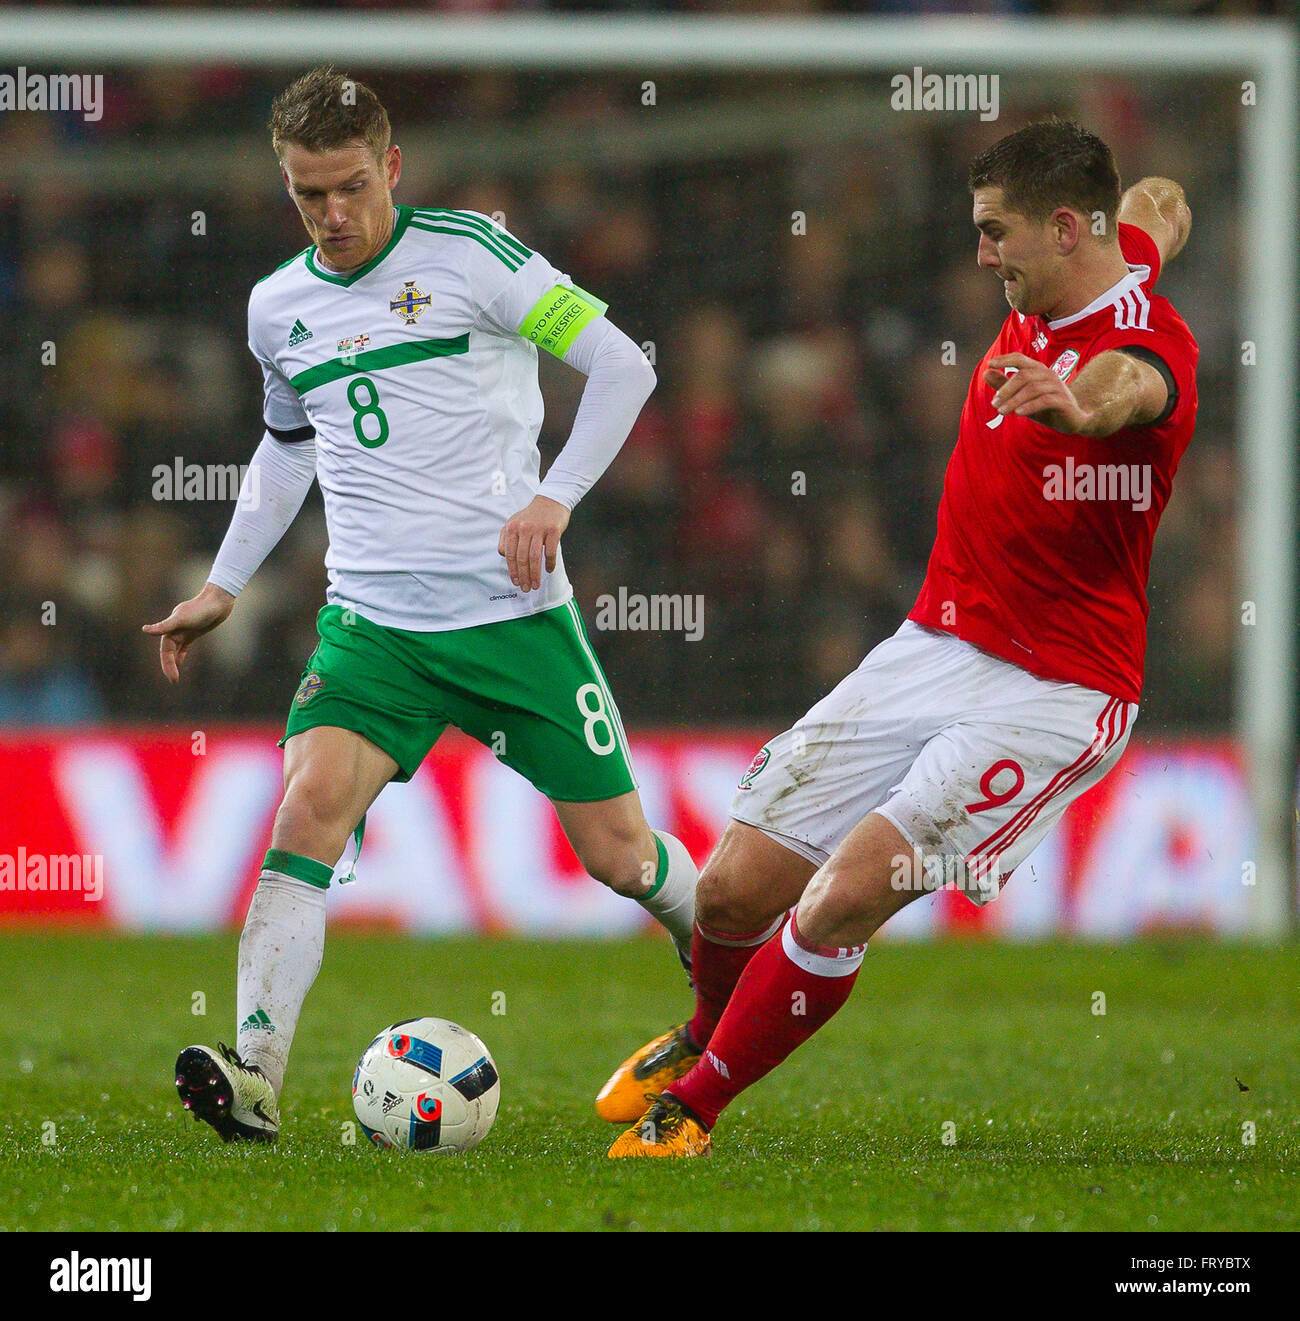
[909,223,1199,702]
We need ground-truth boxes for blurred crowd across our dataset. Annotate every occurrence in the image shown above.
[0,51,1245,731]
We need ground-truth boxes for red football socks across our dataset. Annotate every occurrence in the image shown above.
[685,917,783,1049]
[671,914,865,1129]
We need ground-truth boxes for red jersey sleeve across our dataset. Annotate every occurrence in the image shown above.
[1091,224,1195,431]
[1118,220,1161,288]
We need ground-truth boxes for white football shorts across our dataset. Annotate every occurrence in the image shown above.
[730,621,1137,905]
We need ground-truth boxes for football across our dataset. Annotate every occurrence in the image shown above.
[352,1017,500,1153]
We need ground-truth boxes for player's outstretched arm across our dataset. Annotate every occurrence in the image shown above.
[1118,177,1191,267]
[141,432,317,681]
[985,350,1168,438]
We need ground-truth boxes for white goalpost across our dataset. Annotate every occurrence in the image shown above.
[4,9,1295,936]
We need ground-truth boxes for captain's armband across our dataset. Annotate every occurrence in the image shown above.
[517,284,609,359]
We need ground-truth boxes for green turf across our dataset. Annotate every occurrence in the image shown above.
[0,931,1294,1231]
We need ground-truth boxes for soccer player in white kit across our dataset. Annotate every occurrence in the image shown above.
[144,68,698,1142]
[602,121,1198,1157]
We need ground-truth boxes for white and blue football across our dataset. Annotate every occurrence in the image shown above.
[352,1017,500,1154]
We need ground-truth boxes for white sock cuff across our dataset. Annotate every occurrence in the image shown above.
[638,830,698,951]
[257,868,329,905]
[781,917,866,978]
[640,831,697,912]
[648,830,695,890]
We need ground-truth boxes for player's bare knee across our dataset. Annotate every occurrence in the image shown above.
[273,774,355,859]
[281,775,350,828]
[575,825,655,897]
[696,858,771,936]
[800,864,859,931]
[801,849,910,945]
[589,854,651,897]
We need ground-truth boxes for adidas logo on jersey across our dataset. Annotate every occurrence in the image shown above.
[288,318,313,346]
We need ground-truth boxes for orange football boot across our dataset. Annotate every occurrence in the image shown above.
[607,1095,711,1159]
[595,1023,701,1123]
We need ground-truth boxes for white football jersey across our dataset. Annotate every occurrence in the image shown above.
[248,205,598,631]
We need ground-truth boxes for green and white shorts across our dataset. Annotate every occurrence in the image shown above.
[282,599,637,802]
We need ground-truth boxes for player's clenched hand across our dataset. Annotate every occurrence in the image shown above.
[985,353,1092,435]
[498,495,571,594]
[141,583,236,684]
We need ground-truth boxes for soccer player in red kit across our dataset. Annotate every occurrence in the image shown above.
[602,120,1198,1157]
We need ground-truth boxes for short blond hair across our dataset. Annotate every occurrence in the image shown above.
[269,65,390,161]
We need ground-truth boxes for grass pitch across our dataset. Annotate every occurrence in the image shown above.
[0,930,1295,1232]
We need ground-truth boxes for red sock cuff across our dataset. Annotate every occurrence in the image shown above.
[695,915,785,948]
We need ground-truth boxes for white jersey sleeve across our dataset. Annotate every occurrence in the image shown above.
[249,298,314,434]
[449,214,654,508]
[536,316,656,509]
[445,213,608,355]
[207,432,318,597]
[467,245,582,342]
